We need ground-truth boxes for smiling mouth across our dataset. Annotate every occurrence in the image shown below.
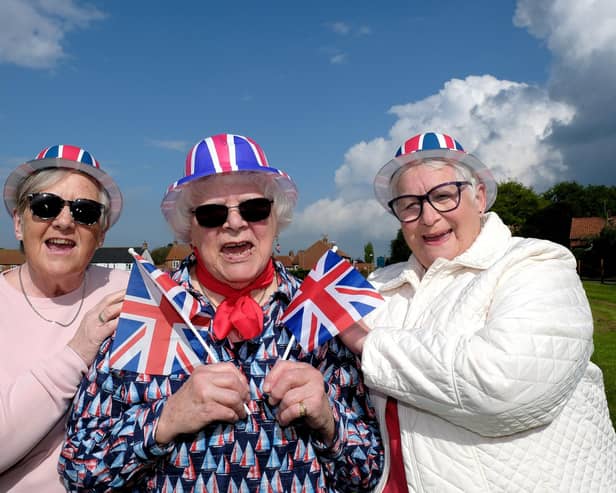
[423,230,451,242]
[221,241,254,256]
[45,238,76,249]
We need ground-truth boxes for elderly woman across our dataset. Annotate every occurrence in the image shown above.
[341,132,616,492]
[0,145,128,492]
[59,133,383,492]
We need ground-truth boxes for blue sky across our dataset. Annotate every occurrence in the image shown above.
[1,0,615,259]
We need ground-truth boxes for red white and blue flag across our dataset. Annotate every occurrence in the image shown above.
[281,250,384,352]
[109,252,211,375]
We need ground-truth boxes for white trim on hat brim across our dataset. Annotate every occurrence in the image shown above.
[3,157,123,227]
[373,148,497,213]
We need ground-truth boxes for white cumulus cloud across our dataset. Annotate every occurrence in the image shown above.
[514,0,616,185]
[514,0,616,64]
[283,74,575,257]
[0,0,105,69]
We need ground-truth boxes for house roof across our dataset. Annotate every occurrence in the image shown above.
[274,255,294,268]
[570,217,607,240]
[90,246,145,264]
[166,243,192,262]
[0,249,25,265]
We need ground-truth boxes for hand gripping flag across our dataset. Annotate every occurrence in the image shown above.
[281,249,384,353]
[109,249,213,375]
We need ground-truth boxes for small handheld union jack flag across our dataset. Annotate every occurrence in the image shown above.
[281,249,384,353]
[109,250,215,375]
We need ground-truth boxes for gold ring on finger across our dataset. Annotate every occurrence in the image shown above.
[298,400,307,418]
[98,312,106,324]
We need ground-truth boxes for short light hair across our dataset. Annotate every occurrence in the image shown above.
[167,172,295,243]
[391,160,479,200]
[15,168,111,231]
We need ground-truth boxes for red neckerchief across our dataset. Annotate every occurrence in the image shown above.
[194,249,274,341]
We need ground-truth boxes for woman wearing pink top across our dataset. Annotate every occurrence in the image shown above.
[0,145,129,492]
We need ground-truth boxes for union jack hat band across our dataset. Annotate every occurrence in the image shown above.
[373,132,497,212]
[3,144,123,227]
[161,133,297,221]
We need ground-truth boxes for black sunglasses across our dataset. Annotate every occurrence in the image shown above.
[192,197,274,228]
[27,192,105,226]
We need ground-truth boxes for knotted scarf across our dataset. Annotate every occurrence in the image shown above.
[194,249,274,341]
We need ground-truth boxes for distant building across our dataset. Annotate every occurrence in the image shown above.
[90,242,152,270]
[569,217,615,249]
[0,243,152,272]
[164,243,192,271]
[274,236,356,271]
[0,249,25,272]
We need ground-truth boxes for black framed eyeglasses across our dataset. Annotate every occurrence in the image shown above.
[388,181,471,223]
[192,197,274,228]
[27,192,105,226]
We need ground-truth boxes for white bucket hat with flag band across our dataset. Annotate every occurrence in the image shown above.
[374,132,498,213]
[160,133,298,224]
[3,144,123,227]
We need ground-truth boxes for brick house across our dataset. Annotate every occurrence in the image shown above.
[0,249,25,272]
[0,244,151,272]
[570,217,615,249]
[275,236,352,271]
[164,243,193,271]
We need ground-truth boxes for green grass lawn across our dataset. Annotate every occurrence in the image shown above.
[584,281,616,427]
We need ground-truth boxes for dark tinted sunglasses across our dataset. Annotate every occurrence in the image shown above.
[192,197,274,228]
[27,192,105,226]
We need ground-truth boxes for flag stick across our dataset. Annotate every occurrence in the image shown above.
[129,249,218,363]
[281,334,295,360]
[128,249,250,414]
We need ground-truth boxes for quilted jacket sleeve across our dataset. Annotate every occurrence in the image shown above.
[361,239,594,437]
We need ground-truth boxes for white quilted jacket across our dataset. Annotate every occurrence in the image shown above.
[363,213,616,492]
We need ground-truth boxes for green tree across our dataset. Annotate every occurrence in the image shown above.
[542,182,616,217]
[150,244,173,265]
[520,202,572,247]
[491,181,544,232]
[363,242,375,264]
[388,229,411,265]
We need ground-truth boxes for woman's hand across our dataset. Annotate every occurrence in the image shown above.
[155,363,250,444]
[68,289,125,365]
[337,320,370,355]
[263,360,335,446]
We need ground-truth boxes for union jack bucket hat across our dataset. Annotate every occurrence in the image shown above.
[161,133,298,221]
[3,144,123,227]
[374,131,497,212]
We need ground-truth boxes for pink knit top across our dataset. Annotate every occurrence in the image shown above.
[0,265,128,492]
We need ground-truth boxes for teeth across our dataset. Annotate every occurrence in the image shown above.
[47,239,75,246]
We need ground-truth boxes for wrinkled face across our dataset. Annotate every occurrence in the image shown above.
[189,174,278,290]
[394,163,486,269]
[13,171,105,282]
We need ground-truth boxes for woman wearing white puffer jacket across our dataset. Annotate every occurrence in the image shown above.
[342,131,616,492]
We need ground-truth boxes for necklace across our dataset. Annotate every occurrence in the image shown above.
[18,265,88,327]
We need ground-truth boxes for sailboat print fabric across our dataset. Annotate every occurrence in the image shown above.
[58,258,383,492]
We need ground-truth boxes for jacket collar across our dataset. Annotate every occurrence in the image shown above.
[377,212,511,291]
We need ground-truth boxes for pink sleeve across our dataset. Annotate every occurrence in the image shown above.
[0,345,87,472]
